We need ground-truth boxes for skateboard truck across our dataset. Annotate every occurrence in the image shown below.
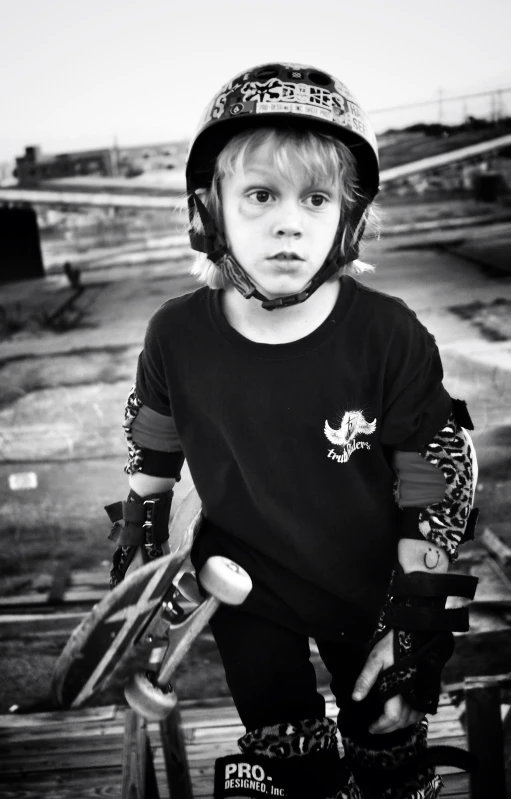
[124,555,252,721]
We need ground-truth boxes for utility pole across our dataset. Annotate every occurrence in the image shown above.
[112,135,120,176]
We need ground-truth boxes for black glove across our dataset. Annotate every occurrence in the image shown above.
[105,488,173,588]
[368,569,478,717]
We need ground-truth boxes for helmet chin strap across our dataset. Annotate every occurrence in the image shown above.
[191,192,365,312]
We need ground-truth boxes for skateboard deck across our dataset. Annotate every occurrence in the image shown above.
[53,487,203,708]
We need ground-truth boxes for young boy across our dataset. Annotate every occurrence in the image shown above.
[110,63,479,799]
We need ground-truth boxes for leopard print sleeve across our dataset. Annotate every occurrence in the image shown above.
[416,412,478,560]
[395,399,479,562]
[123,385,144,475]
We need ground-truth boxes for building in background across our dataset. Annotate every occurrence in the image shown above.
[116,141,188,177]
[15,146,117,186]
[14,141,189,186]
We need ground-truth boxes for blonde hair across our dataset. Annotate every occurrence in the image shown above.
[189,127,379,289]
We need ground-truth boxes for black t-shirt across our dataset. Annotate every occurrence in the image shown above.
[136,276,452,641]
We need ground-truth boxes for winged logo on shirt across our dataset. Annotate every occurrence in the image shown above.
[324,410,376,464]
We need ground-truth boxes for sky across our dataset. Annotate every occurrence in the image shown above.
[1,0,511,164]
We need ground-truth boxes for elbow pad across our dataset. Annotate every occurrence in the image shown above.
[123,385,185,478]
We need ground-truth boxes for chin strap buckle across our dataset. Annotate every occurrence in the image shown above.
[261,291,311,310]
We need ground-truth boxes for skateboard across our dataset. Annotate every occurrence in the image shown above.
[52,487,252,721]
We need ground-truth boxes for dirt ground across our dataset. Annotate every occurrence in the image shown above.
[0,197,511,727]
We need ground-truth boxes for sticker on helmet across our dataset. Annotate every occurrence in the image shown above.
[201,77,367,133]
[256,101,333,122]
[242,78,331,109]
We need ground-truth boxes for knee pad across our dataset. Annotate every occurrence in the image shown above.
[214,718,359,799]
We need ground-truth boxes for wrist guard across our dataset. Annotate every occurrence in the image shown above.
[366,569,478,718]
[105,488,173,588]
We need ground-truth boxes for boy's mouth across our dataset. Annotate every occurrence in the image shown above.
[269,252,304,261]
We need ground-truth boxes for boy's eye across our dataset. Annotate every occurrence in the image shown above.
[309,194,328,207]
[248,190,272,204]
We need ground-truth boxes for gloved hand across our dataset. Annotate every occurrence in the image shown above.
[350,569,478,727]
[105,488,173,588]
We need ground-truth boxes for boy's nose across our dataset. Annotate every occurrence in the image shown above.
[273,218,303,238]
[272,201,303,238]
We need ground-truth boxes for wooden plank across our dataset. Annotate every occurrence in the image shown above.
[1,749,128,774]
[0,612,85,638]
[159,709,194,799]
[0,590,106,608]
[465,681,506,799]
[121,710,159,799]
[0,722,127,743]
[32,570,109,589]
[0,783,123,799]
[0,720,195,747]
[1,735,125,758]
[70,570,110,587]
[0,706,121,728]
[0,590,195,613]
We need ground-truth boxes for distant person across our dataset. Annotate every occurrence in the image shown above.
[108,63,479,798]
[63,261,81,289]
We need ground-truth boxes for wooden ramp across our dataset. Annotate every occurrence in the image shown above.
[0,694,471,799]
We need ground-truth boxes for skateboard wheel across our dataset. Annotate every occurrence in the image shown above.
[124,672,177,721]
[199,556,252,605]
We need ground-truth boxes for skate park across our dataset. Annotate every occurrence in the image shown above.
[0,124,510,797]
[2,7,511,792]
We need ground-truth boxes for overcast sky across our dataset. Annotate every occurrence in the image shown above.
[1,0,510,163]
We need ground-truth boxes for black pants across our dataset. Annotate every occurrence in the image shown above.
[210,606,442,799]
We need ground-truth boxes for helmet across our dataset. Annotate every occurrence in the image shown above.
[186,62,379,310]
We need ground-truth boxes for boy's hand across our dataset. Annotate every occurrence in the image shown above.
[351,631,425,734]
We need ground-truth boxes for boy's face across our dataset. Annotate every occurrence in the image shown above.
[220,140,342,300]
